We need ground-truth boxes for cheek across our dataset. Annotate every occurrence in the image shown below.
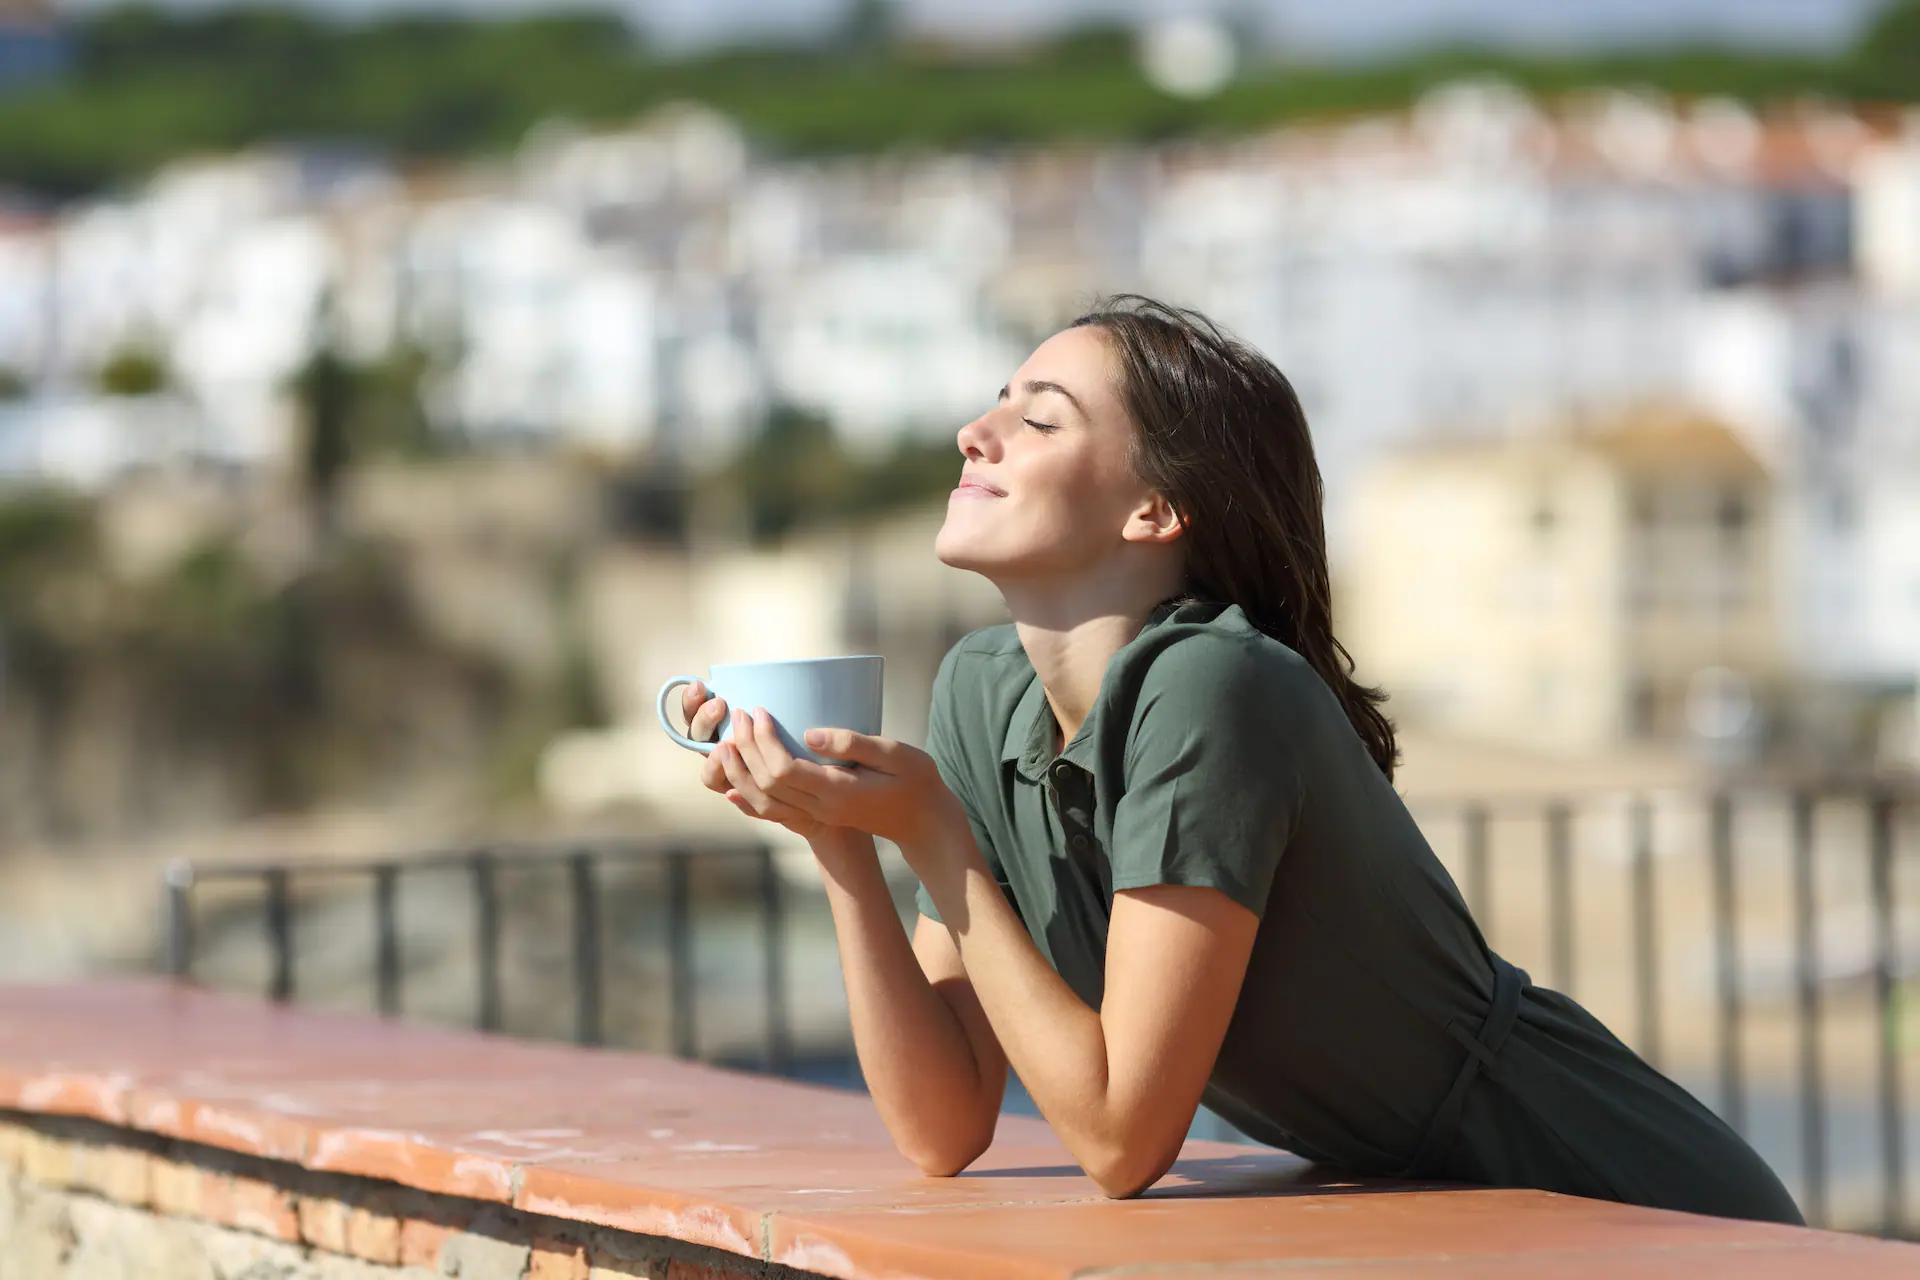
[1021,448,1105,504]
[1045,457,1131,525]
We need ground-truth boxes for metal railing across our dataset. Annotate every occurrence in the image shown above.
[162,836,792,1073]
[157,782,1918,1237]
[1403,782,1915,1237]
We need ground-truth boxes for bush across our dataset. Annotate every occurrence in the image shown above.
[95,344,168,396]
[693,404,962,545]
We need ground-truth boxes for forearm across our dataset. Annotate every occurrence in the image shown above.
[810,828,996,1173]
[905,819,1123,1186]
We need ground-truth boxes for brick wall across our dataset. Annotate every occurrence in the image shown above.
[0,1111,822,1280]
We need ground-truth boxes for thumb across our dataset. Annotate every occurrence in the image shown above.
[805,727,884,764]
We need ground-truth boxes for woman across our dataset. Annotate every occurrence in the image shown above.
[672,293,1804,1224]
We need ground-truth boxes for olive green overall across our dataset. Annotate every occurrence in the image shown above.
[915,598,1802,1225]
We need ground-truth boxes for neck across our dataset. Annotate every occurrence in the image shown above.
[998,584,1182,752]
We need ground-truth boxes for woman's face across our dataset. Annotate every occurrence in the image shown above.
[936,324,1167,584]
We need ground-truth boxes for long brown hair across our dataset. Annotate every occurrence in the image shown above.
[1071,293,1400,781]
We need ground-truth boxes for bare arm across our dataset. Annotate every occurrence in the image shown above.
[811,827,1008,1175]
[676,681,1006,1172]
[906,818,1259,1198]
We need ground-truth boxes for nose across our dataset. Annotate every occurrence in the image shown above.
[956,409,997,459]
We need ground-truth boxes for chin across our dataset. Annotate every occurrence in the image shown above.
[932,525,969,569]
[933,524,996,574]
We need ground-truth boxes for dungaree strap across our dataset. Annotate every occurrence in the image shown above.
[1396,955,1529,1178]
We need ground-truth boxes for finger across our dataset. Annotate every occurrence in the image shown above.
[730,707,776,791]
[700,744,730,793]
[680,679,706,725]
[723,745,826,828]
[717,738,771,812]
[726,786,814,831]
[691,694,728,743]
[747,707,826,803]
[802,727,901,770]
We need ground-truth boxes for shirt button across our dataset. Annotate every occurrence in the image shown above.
[1069,833,1091,852]
[1050,761,1072,779]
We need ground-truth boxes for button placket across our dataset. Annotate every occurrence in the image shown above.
[1049,762,1096,853]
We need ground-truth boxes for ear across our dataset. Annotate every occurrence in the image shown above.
[1124,491,1184,546]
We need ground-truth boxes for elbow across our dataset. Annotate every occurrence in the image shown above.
[912,1151,980,1179]
[1089,1145,1177,1200]
[1087,1123,1181,1200]
[906,1130,994,1180]
[1092,1161,1166,1200]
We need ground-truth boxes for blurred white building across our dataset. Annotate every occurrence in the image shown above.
[1855,109,1920,298]
[400,195,664,453]
[0,85,1911,732]
[1343,405,1783,756]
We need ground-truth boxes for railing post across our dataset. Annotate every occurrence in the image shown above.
[374,863,400,1017]
[667,846,696,1059]
[471,848,501,1032]
[570,848,603,1047]
[1869,789,1903,1237]
[1463,803,1491,929]
[1546,801,1574,995]
[1790,790,1825,1226]
[1630,794,1659,1067]
[760,842,792,1075]
[1709,790,1745,1133]
[163,858,194,980]
[265,867,292,1002]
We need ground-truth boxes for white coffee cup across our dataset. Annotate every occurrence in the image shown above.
[656,655,884,768]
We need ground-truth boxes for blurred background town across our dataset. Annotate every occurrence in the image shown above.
[2,0,1918,1235]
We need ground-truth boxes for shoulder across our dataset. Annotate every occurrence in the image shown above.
[1116,603,1330,720]
[937,621,1026,673]
[933,622,1030,700]
[929,622,1033,741]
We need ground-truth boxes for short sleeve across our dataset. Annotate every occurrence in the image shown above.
[1107,637,1306,920]
[915,643,1010,924]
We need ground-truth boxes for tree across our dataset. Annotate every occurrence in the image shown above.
[289,338,355,539]
[95,344,167,396]
[730,403,847,543]
[1853,0,1920,98]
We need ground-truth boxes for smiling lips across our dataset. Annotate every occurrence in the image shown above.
[954,476,1005,497]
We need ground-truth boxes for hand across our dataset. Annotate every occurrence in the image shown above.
[721,706,963,853]
[677,679,737,800]
[679,682,845,842]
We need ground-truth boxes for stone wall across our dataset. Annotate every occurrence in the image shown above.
[0,1111,823,1280]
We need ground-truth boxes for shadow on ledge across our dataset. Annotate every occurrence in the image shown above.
[962,1152,1474,1200]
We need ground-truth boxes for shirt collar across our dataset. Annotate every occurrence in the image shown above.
[1000,596,1191,784]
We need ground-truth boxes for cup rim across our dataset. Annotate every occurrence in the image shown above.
[710,654,884,670]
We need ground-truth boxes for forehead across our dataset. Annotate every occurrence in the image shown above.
[1017,326,1123,422]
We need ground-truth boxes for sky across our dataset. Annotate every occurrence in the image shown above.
[46,0,1895,58]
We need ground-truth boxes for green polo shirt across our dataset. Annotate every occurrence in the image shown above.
[907,598,1806,1228]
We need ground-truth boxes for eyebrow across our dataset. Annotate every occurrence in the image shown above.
[997,378,1087,420]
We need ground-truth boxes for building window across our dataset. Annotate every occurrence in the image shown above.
[1627,675,1658,737]
[1530,492,1557,543]
[1629,483,1657,530]
[1716,488,1748,535]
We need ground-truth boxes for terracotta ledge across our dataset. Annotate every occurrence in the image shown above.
[2,977,1915,1279]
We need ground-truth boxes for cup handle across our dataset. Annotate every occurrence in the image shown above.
[656,676,719,755]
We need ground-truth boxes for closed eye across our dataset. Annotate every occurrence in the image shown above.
[1023,418,1059,433]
